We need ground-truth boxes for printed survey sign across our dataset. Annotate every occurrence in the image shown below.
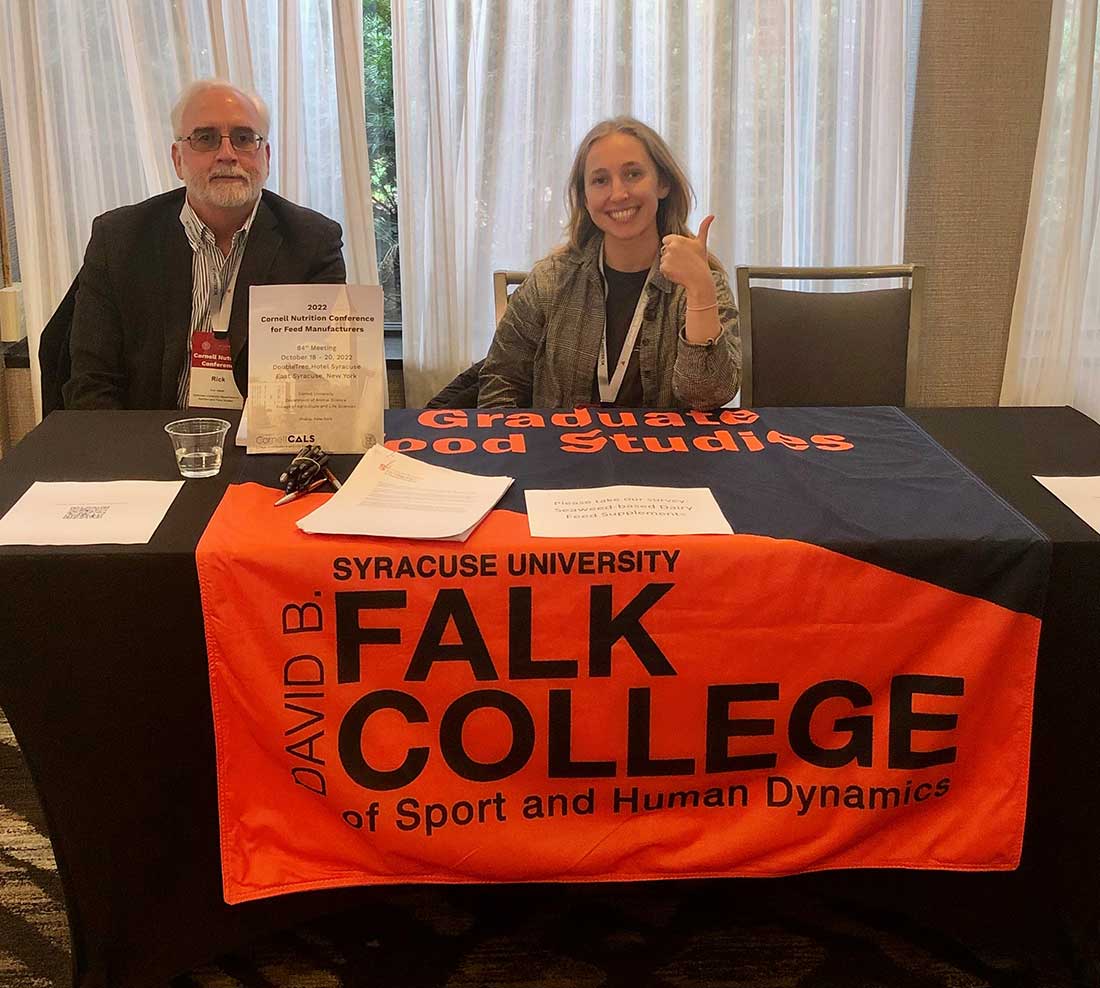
[247,284,385,454]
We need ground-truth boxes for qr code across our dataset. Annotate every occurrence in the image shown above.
[63,505,110,520]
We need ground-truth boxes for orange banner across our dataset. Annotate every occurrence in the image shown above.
[198,471,1041,904]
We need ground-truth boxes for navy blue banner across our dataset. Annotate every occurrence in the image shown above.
[238,406,1049,616]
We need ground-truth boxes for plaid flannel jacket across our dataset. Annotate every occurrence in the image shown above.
[478,236,741,409]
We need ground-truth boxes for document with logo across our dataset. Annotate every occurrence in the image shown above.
[0,481,183,545]
[525,485,733,537]
[247,284,385,455]
[297,445,513,541]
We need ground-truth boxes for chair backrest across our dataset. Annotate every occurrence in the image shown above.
[425,359,484,409]
[734,265,925,407]
[39,273,80,416]
[425,270,528,410]
[493,270,529,325]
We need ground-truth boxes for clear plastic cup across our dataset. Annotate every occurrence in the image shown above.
[164,418,231,478]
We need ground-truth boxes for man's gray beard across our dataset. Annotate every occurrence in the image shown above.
[194,175,260,209]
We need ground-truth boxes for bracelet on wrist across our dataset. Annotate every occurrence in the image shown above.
[686,300,719,312]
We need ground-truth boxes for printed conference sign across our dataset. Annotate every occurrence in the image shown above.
[197,407,1048,905]
[246,283,385,454]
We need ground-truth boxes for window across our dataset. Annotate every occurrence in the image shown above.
[364,0,399,327]
[0,97,18,287]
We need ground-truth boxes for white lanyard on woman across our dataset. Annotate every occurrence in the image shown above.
[596,244,658,403]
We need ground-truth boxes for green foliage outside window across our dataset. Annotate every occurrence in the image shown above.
[363,0,400,318]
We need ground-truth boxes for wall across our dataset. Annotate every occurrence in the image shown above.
[904,0,1053,405]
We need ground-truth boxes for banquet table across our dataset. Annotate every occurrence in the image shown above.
[0,406,1098,988]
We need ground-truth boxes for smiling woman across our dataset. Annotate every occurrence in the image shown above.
[478,117,741,411]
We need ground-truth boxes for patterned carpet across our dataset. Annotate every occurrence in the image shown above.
[0,709,1083,988]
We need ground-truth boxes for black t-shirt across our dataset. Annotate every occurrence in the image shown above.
[592,265,649,405]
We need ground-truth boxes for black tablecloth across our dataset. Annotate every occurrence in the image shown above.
[0,407,1098,988]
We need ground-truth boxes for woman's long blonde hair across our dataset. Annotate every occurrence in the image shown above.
[563,116,694,255]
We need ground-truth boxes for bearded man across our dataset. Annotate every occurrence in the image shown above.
[62,79,346,410]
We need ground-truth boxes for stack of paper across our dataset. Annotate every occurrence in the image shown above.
[0,481,183,545]
[297,445,513,541]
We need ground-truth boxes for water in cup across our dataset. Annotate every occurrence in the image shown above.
[174,446,223,478]
[165,418,232,479]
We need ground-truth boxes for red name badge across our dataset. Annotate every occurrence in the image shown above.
[190,331,243,410]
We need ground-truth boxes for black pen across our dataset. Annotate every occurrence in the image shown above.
[279,454,311,489]
[285,450,323,491]
[274,475,330,506]
[281,445,321,483]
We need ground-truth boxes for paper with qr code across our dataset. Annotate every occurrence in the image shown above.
[0,481,183,545]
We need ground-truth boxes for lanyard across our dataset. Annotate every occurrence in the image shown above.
[208,245,247,337]
[180,196,256,339]
[596,244,657,403]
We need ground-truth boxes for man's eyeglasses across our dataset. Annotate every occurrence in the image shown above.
[176,127,265,153]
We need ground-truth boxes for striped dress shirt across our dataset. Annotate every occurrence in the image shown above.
[176,197,261,408]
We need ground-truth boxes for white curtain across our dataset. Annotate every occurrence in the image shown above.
[393,0,921,407]
[0,0,378,419]
[1001,0,1099,421]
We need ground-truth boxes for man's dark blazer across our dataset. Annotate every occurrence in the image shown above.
[62,187,346,410]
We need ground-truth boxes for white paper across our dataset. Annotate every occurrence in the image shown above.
[1035,475,1100,535]
[297,446,513,541]
[525,485,733,538]
[235,399,249,446]
[247,284,385,454]
[0,481,184,545]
